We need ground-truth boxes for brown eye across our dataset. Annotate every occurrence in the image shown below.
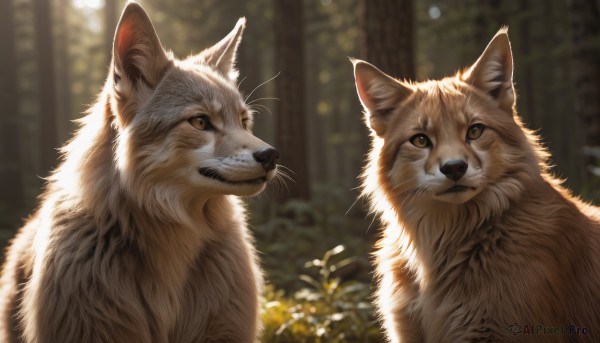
[242,118,250,129]
[189,115,213,131]
[467,123,485,140]
[409,134,432,148]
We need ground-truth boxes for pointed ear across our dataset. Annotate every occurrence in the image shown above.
[352,59,413,136]
[112,3,170,94]
[196,18,246,80]
[462,28,515,112]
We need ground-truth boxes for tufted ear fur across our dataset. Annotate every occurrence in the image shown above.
[111,2,171,124]
[352,59,413,137]
[462,28,515,113]
[193,18,246,81]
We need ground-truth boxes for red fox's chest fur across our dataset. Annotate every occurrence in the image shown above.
[353,28,600,342]
[375,181,600,342]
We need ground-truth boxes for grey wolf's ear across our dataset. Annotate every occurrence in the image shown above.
[112,3,170,95]
[462,28,515,112]
[352,58,413,137]
[197,18,246,80]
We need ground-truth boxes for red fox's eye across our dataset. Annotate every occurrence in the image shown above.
[409,134,432,148]
[189,115,213,131]
[467,123,485,140]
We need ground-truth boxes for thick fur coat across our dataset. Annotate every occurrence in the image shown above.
[0,3,279,342]
[353,29,600,342]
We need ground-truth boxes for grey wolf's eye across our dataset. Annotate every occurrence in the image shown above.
[467,123,485,140]
[189,115,213,131]
[409,134,432,148]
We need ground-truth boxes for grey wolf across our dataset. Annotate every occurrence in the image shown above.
[0,3,278,342]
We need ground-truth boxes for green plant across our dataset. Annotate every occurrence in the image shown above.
[261,245,383,342]
[252,194,376,290]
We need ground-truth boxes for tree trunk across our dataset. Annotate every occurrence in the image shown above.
[56,0,72,142]
[567,0,600,183]
[303,2,327,187]
[274,0,310,201]
[34,0,59,176]
[0,0,24,215]
[357,0,415,214]
[359,0,415,79]
[518,0,536,127]
[105,0,118,65]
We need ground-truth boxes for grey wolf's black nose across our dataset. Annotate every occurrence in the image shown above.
[253,148,279,172]
[440,160,468,181]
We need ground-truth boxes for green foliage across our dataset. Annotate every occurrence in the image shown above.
[251,188,382,342]
[252,185,375,291]
[261,245,383,343]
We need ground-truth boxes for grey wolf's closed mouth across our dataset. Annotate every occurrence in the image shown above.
[198,168,266,185]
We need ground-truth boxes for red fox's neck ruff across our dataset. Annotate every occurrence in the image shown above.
[362,119,557,269]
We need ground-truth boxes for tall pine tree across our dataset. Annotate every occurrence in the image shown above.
[359,0,415,79]
[34,0,59,176]
[274,0,310,201]
[0,0,23,217]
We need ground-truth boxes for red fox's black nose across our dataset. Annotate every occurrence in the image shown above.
[253,148,279,172]
[440,160,468,181]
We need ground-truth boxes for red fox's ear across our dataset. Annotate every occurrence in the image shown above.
[112,3,170,95]
[352,59,412,137]
[463,28,515,112]
[196,18,246,81]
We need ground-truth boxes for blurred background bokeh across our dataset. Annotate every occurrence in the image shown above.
[1,0,599,341]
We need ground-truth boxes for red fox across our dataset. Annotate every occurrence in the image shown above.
[353,29,600,342]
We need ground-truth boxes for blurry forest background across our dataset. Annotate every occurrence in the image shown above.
[1,0,600,341]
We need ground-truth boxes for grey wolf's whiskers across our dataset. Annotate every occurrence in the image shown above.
[244,72,281,104]
[249,104,272,116]
[247,97,279,105]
